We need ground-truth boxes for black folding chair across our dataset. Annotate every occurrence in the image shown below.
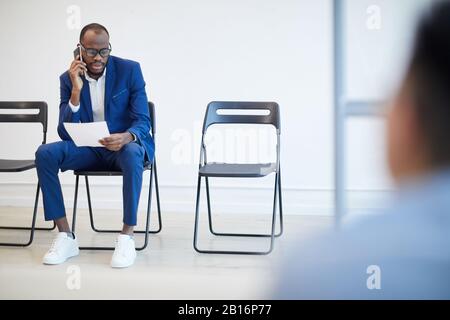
[71,102,162,251]
[193,101,283,255]
[0,101,56,247]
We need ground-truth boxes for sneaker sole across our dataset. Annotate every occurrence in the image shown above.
[43,248,80,265]
[110,260,135,268]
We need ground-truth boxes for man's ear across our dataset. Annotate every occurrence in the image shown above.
[402,82,425,153]
[387,77,430,181]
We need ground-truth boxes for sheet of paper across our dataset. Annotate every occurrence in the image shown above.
[64,121,110,147]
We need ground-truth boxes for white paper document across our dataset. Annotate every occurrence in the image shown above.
[64,121,110,147]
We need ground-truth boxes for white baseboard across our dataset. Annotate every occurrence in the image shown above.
[0,182,392,216]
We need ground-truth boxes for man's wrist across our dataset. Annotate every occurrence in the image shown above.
[70,90,81,106]
[68,99,80,113]
[126,131,135,143]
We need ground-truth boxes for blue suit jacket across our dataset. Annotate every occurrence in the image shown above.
[57,55,154,162]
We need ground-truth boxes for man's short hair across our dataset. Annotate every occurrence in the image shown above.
[79,23,109,43]
[408,0,450,168]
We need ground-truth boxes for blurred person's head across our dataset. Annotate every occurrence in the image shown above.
[388,1,450,183]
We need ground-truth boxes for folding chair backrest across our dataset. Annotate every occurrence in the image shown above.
[202,101,280,134]
[148,101,156,136]
[0,101,48,143]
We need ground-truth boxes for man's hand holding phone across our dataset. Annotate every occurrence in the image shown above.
[69,47,87,106]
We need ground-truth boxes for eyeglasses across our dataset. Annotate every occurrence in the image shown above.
[79,43,112,58]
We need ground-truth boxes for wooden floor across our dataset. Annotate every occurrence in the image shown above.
[0,207,333,299]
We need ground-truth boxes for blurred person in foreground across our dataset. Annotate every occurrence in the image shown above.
[275,1,450,299]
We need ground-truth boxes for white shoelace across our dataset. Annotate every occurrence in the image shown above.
[115,237,132,257]
[48,236,66,254]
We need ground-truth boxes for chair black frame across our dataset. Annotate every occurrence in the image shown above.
[71,102,162,251]
[0,101,56,247]
[193,101,283,255]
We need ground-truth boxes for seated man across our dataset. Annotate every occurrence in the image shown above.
[274,1,450,299]
[35,23,154,268]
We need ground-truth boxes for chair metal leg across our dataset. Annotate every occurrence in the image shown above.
[84,164,162,235]
[193,173,279,255]
[193,175,203,252]
[152,159,163,233]
[205,174,283,238]
[205,176,215,234]
[277,169,284,236]
[0,184,56,232]
[0,222,55,231]
[71,175,80,233]
[74,162,158,251]
[137,166,152,251]
[0,183,48,247]
[85,175,96,232]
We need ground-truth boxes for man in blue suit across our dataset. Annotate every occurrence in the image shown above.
[35,23,154,268]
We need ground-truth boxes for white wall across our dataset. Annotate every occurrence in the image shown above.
[0,0,429,217]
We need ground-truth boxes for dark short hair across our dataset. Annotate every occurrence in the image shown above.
[79,23,109,42]
[408,0,450,168]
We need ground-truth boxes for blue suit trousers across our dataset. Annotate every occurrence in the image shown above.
[35,141,145,226]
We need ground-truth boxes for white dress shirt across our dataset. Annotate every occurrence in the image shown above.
[68,69,106,122]
[68,68,136,141]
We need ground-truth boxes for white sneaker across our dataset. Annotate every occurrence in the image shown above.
[43,232,79,265]
[111,234,137,268]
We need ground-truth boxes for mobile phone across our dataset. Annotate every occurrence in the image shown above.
[73,45,84,76]
[73,45,83,62]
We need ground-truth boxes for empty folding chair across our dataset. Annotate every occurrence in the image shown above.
[0,101,55,247]
[193,101,283,255]
[71,102,162,250]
